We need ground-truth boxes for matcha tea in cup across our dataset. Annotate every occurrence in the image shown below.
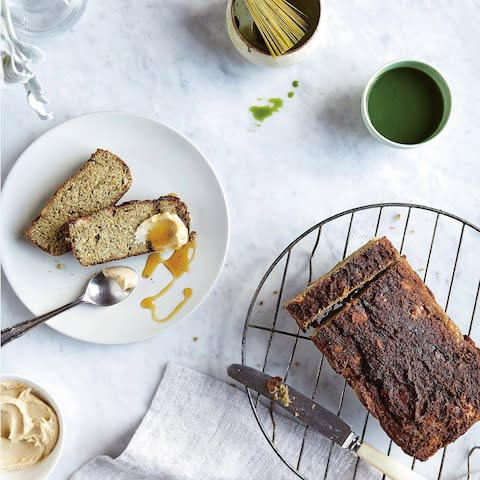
[361,60,451,148]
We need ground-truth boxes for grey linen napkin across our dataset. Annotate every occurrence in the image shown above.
[70,363,474,480]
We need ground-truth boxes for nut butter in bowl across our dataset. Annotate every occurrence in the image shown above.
[1,375,64,479]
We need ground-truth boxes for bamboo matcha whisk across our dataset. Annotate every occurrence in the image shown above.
[244,0,309,57]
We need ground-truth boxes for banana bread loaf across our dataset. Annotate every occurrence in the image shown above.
[285,237,400,331]
[312,258,480,461]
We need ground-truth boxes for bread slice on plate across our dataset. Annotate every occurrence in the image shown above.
[285,237,400,331]
[25,149,132,256]
[312,257,480,461]
[66,196,194,266]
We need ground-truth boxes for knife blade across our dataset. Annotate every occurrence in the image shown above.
[227,363,358,449]
[227,364,426,480]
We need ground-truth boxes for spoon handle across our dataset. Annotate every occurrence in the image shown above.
[1,298,84,346]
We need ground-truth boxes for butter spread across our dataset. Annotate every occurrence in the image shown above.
[102,267,138,291]
[135,212,189,251]
[1,381,59,472]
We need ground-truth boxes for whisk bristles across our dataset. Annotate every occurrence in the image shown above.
[244,0,309,58]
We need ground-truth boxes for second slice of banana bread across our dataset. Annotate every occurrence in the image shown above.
[66,196,193,266]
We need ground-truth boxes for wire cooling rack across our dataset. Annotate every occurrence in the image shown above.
[242,203,480,480]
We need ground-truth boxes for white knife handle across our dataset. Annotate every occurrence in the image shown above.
[356,442,426,480]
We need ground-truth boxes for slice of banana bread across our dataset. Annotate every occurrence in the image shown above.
[66,196,194,266]
[285,237,400,331]
[312,258,480,461]
[25,149,132,256]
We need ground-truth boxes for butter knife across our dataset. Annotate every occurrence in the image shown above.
[227,364,426,480]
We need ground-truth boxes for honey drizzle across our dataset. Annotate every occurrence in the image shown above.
[142,253,163,279]
[141,288,193,323]
[145,217,178,251]
[140,240,196,322]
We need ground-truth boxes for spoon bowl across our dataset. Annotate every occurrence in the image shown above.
[83,268,136,306]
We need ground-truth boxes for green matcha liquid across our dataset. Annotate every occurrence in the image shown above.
[367,67,444,145]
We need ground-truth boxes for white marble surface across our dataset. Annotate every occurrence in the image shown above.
[2,1,480,479]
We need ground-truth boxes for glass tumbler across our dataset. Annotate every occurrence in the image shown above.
[9,0,88,38]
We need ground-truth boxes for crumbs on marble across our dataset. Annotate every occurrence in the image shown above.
[259,300,264,306]
[394,213,401,221]
[293,361,301,367]
[192,336,199,342]
[409,229,415,234]
[273,290,278,295]
[56,263,64,270]
[256,363,261,368]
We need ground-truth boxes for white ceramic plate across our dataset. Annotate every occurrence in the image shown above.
[2,112,229,344]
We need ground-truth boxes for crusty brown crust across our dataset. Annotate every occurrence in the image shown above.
[312,258,480,461]
[66,195,195,266]
[25,149,132,256]
[285,237,400,331]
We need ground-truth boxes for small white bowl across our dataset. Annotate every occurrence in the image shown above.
[1,375,64,480]
[226,0,322,67]
[361,59,452,148]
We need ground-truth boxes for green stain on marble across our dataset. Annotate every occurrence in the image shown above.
[249,98,284,122]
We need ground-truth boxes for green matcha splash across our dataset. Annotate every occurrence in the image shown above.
[249,81,299,123]
[249,98,284,122]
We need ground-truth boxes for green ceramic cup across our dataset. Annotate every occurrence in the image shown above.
[361,60,452,148]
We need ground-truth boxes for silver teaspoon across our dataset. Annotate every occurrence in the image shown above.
[1,267,138,346]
